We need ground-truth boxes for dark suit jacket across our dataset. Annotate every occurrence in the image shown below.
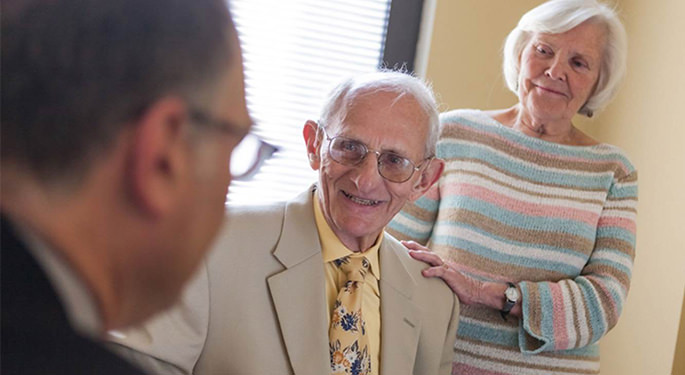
[1,217,145,375]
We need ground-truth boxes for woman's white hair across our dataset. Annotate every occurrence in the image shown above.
[502,0,628,117]
[319,70,440,158]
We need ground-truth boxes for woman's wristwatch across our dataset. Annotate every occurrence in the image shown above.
[500,282,519,321]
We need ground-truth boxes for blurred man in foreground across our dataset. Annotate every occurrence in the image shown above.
[1,0,258,373]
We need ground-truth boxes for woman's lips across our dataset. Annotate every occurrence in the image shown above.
[534,84,567,97]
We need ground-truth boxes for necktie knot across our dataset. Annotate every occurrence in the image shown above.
[334,256,369,282]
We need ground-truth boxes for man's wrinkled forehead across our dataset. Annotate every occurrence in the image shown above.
[336,88,415,126]
[335,90,429,158]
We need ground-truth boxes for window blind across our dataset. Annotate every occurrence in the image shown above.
[227,0,392,205]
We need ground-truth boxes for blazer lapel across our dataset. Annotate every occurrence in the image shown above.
[267,188,331,375]
[379,236,421,375]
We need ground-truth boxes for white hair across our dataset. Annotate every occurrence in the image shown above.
[502,0,628,116]
[319,70,440,157]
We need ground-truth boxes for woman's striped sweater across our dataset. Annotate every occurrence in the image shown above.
[388,109,637,375]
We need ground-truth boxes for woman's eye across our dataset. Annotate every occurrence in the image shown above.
[535,45,550,55]
[572,59,589,69]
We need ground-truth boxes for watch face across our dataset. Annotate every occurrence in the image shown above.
[505,286,519,301]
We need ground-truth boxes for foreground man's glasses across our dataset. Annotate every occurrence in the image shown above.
[318,124,431,183]
[229,133,278,180]
[190,110,278,180]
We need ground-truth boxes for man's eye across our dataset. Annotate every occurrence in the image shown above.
[339,140,362,153]
[384,153,407,166]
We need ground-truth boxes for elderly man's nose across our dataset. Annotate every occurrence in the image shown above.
[351,153,383,188]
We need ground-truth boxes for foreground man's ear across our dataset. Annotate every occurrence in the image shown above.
[127,97,191,217]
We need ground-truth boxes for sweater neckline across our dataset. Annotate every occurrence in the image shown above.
[472,109,607,151]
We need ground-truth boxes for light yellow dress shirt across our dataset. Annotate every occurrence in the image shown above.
[313,195,382,375]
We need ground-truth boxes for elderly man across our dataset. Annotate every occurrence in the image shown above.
[110,72,459,375]
[1,0,258,373]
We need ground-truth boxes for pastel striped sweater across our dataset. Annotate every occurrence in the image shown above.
[388,109,637,375]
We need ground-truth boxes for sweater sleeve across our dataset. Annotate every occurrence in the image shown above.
[517,170,638,353]
[387,181,441,245]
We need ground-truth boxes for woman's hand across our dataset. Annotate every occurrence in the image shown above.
[401,240,484,306]
[402,241,520,316]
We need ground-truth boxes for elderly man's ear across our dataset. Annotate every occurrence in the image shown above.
[409,158,444,201]
[127,97,192,218]
[303,120,321,169]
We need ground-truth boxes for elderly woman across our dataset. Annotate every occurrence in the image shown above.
[388,0,637,374]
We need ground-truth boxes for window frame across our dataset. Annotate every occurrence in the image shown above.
[381,0,425,72]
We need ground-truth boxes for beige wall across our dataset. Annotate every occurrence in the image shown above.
[423,0,685,374]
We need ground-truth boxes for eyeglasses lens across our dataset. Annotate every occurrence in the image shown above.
[377,153,413,182]
[328,137,414,183]
[230,134,277,180]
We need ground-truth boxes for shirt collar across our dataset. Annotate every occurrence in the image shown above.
[313,191,381,281]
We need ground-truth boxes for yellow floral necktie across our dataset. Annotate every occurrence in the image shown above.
[329,255,372,375]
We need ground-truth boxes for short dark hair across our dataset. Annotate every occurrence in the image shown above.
[1,0,235,182]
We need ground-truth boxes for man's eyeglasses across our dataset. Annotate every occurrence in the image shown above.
[318,124,431,183]
[190,110,278,180]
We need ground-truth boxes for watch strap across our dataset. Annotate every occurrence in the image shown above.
[500,282,517,321]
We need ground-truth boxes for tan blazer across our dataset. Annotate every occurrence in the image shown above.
[110,187,459,375]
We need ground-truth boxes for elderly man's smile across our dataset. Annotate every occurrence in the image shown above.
[341,190,383,207]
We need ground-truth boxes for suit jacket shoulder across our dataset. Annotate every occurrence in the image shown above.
[1,217,146,375]
[208,200,287,265]
[379,232,460,375]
